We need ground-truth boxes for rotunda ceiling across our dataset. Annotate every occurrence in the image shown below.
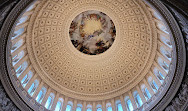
[26,0,157,100]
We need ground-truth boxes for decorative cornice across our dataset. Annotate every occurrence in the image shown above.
[162,3,188,111]
[145,0,186,111]
[0,0,187,111]
[0,0,34,110]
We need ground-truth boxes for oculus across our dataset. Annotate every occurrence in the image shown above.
[69,10,116,55]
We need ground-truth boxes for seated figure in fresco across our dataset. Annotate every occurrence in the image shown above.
[69,10,116,55]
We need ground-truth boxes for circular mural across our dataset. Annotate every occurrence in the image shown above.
[69,10,116,55]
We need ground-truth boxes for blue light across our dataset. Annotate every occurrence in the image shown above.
[135,94,143,107]
[145,88,151,99]
[97,108,102,111]
[127,99,133,111]
[153,81,159,90]
[76,107,82,111]
[107,106,112,111]
[28,83,34,95]
[55,101,62,111]
[45,96,52,109]
[117,103,123,111]
[87,108,92,111]
[66,105,72,111]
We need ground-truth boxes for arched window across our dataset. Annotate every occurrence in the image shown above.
[159,35,172,47]
[116,100,123,111]
[26,4,35,12]
[141,84,152,101]
[86,104,92,111]
[28,79,39,96]
[163,61,169,70]
[76,104,82,111]
[76,106,82,111]
[141,84,151,100]
[21,71,33,87]
[96,104,102,111]
[126,99,133,111]
[152,11,161,20]
[97,108,102,111]
[153,68,165,82]
[158,58,169,72]
[15,61,28,77]
[55,98,64,111]
[11,39,24,52]
[87,108,92,111]
[158,71,165,80]
[12,50,25,66]
[12,28,25,40]
[148,77,159,92]
[160,47,172,60]
[66,101,73,111]
[36,87,46,103]
[45,93,55,110]
[17,16,28,26]
[157,23,169,34]
[106,103,112,111]
[133,91,143,107]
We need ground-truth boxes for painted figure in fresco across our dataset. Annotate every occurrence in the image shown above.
[69,10,116,55]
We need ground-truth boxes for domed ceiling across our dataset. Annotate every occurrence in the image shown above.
[26,0,157,100]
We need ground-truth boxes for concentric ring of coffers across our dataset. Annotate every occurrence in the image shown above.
[8,0,175,110]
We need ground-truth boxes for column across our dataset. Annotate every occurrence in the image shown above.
[102,101,106,111]
[157,52,170,65]
[62,97,68,111]
[149,71,161,87]
[111,98,116,111]
[92,102,96,111]
[158,41,172,51]
[41,88,52,106]
[153,62,168,77]
[12,33,26,45]
[18,65,32,80]
[51,93,60,110]
[33,81,44,98]
[82,101,87,111]
[72,99,78,111]
[12,45,26,57]
[136,86,146,103]
[128,91,137,110]
[15,22,29,31]
[14,56,28,69]
[25,74,37,91]
[143,79,154,96]
[120,95,127,111]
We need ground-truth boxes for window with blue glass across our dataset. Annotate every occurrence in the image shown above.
[144,88,151,100]
[159,71,165,80]
[87,108,92,111]
[55,101,62,111]
[17,16,28,26]
[126,99,133,111]
[28,80,39,96]
[45,93,54,110]
[76,107,82,111]
[107,106,112,111]
[135,94,143,107]
[97,108,102,111]
[66,104,72,111]
[36,87,46,103]
[152,80,159,90]
[45,96,52,109]
[117,103,123,111]
[12,28,25,40]
[21,71,33,87]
